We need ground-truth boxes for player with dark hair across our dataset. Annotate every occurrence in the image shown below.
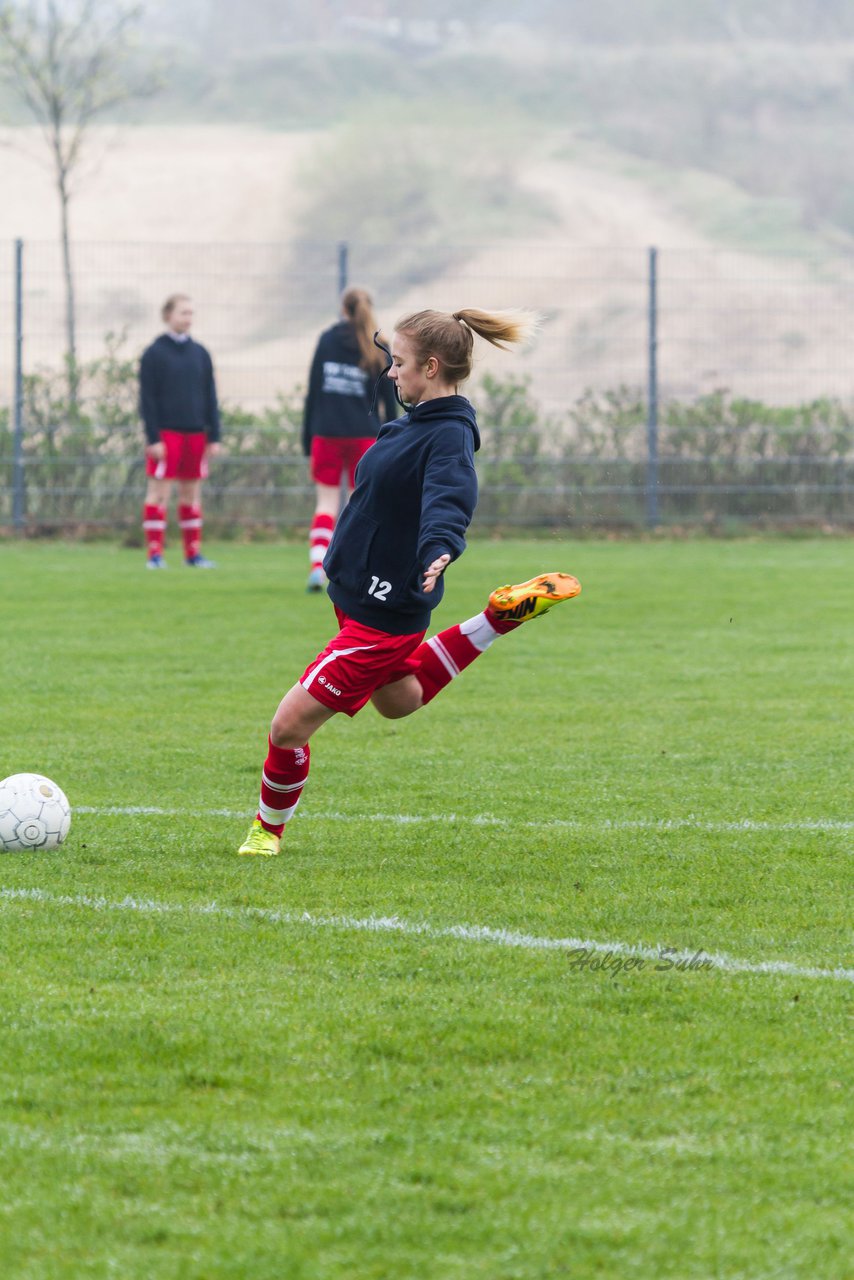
[140,294,221,569]
[302,286,398,592]
[238,306,580,857]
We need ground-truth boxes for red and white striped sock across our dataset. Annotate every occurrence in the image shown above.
[412,611,507,705]
[178,503,203,560]
[484,606,522,635]
[143,503,167,558]
[309,512,335,570]
[257,738,311,836]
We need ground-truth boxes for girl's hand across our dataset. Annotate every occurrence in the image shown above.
[422,553,451,593]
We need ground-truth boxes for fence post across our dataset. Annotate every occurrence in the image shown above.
[646,245,659,529]
[12,238,25,533]
[337,240,349,296]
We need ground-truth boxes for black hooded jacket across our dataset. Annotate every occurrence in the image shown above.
[139,335,221,445]
[324,395,480,634]
[302,320,398,453]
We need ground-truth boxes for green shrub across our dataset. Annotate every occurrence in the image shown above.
[3,339,853,532]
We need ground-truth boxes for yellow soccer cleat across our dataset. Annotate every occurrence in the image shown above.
[237,818,281,857]
[488,571,582,623]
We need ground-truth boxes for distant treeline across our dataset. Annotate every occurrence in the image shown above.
[138,0,854,53]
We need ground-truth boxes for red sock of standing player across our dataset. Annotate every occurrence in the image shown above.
[178,503,203,560]
[411,608,519,705]
[143,503,167,558]
[257,738,311,836]
[309,512,335,572]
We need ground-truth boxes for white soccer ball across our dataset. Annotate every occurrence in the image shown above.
[0,773,71,852]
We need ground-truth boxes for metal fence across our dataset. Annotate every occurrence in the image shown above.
[2,238,854,532]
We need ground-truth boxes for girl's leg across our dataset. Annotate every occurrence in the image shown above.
[270,682,338,748]
[371,674,423,719]
[143,476,170,563]
[238,685,337,856]
[374,573,582,715]
[308,482,340,590]
[373,613,502,716]
[177,477,206,564]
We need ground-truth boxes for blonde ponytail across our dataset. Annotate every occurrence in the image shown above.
[452,308,539,350]
[395,307,539,385]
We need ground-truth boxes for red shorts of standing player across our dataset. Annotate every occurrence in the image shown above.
[145,429,209,482]
[310,436,375,490]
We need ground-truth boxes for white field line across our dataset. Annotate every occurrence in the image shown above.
[1,886,851,984]
[73,806,854,834]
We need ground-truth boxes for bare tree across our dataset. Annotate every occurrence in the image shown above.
[0,0,160,406]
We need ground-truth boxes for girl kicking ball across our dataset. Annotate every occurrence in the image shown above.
[238,307,581,856]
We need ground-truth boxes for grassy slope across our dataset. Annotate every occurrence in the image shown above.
[6,38,854,248]
[0,538,851,1279]
[109,42,854,247]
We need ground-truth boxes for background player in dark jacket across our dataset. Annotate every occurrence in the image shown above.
[238,306,581,857]
[140,293,221,569]
[302,286,398,591]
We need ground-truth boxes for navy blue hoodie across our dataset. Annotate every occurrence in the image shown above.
[302,320,398,453]
[139,334,221,445]
[324,395,480,634]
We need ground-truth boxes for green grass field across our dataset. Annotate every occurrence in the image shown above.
[0,538,851,1279]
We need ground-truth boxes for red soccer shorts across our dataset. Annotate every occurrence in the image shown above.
[300,608,426,716]
[146,430,209,481]
[310,435,375,487]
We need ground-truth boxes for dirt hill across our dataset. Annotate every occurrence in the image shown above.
[2,124,853,415]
